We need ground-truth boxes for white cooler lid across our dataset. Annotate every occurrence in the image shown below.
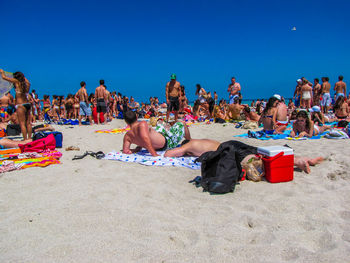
[257,146,293,157]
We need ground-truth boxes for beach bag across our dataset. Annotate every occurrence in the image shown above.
[6,124,21,136]
[195,141,257,194]
[33,131,63,148]
[19,134,56,152]
[243,121,259,129]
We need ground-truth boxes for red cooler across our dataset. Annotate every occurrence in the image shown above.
[258,146,294,183]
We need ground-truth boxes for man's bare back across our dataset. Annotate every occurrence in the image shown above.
[95,85,107,100]
[322,81,331,93]
[123,121,166,156]
[76,88,87,102]
[275,102,287,121]
[335,81,346,94]
[164,139,220,157]
[228,104,243,119]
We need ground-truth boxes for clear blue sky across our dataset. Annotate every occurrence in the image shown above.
[2,0,349,102]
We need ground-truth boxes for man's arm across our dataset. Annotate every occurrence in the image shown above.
[0,69,17,84]
[165,83,169,104]
[344,83,347,96]
[122,134,133,154]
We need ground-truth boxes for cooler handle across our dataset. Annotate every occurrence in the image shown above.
[262,151,284,162]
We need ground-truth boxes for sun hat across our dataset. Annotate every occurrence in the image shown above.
[273,94,281,101]
[309,106,321,112]
[170,74,176,80]
[297,79,302,83]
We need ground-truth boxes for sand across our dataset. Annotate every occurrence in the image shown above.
[1,120,350,262]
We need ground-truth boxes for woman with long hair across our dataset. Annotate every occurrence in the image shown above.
[258,97,278,134]
[0,69,32,140]
[334,96,349,120]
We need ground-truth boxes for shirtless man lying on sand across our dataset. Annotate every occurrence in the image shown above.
[164,139,324,174]
[122,111,191,157]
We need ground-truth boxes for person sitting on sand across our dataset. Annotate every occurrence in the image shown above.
[333,96,349,120]
[164,139,324,174]
[213,105,228,123]
[243,106,260,122]
[258,97,278,134]
[228,97,244,121]
[122,111,191,157]
[273,95,288,134]
[290,110,330,138]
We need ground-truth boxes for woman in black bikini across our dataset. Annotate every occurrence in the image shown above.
[0,69,32,140]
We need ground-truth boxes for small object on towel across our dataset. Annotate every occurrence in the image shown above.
[65,146,80,151]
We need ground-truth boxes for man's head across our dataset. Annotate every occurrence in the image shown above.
[170,74,176,80]
[99,79,105,85]
[339,75,344,81]
[124,111,137,125]
[234,96,239,104]
[231,77,236,84]
[80,81,86,87]
[243,106,251,114]
[314,78,319,84]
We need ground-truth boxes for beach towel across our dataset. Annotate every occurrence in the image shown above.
[104,150,201,170]
[235,129,329,140]
[95,126,130,134]
[324,130,349,139]
[0,151,62,173]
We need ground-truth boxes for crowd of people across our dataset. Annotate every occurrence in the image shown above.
[0,70,349,143]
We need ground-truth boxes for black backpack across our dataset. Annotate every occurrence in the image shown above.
[195,140,257,194]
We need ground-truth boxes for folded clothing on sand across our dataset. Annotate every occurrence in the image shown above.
[104,150,201,170]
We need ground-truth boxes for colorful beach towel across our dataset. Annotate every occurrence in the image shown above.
[0,151,62,173]
[104,150,201,170]
[95,126,130,134]
[235,129,329,140]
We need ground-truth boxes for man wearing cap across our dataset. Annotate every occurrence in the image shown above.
[334,75,347,100]
[227,77,241,104]
[165,74,181,123]
[273,95,288,134]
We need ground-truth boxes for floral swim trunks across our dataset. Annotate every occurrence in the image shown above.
[155,122,185,149]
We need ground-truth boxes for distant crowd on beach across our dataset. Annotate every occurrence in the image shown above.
[0,69,349,146]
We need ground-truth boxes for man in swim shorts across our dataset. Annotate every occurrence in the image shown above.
[227,77,241,104]
[122,111,191,157]
[166,74,181,123]
[273,94,288,134]
[334,75,347,100]
[76,81,92,125]
[321,77,332,113]
[95,80,108,124]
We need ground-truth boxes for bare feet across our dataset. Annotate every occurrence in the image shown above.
[307,157,324,166]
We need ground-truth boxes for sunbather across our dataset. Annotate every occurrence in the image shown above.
[164,139,324,174]
[122,111,191,157]
[290,110,330,138]
[0,138,32,149]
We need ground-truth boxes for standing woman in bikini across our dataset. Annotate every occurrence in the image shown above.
[0,69,32,140]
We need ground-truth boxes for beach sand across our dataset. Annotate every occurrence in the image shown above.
[1,120,350,262]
